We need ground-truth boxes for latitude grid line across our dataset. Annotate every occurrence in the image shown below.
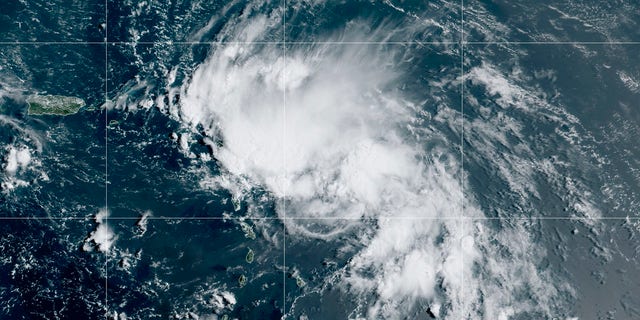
[1,216,637,220]
[2,41,640,45]
[2,6,637,320]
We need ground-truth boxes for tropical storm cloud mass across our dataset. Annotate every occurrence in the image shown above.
[1,1,639,319]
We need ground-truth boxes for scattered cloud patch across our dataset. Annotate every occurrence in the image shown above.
[83,208,117,253]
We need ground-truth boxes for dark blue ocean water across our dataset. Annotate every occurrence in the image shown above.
[1,0,640,319]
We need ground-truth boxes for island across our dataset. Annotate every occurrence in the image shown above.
[245,248,254,263]
[239,221,256,240]
[238,274,247,287]
[26,94,85,116]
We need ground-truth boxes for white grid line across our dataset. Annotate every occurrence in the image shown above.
[104,0,109,317]
[282,0,288,317]
[1,41,640,45]
[0,216,635,220]
[460,0,465,316]
[464,41,640,45]
[0,41,452,45]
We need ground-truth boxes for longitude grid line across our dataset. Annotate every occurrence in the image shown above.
[282,0,287,317]
[104,0,109,317]
[460,0,465,317]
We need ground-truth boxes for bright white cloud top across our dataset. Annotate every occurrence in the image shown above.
[170,18,576,319]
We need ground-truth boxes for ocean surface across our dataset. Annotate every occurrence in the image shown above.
[1,0,640,319]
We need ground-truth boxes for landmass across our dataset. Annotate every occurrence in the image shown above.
[238,274,247,287]
[239,221,256,240]
[245,248,254,263]
[26,94,85,116]
[291,270,306,288]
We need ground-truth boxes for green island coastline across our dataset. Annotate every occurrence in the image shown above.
[26,94,85,116]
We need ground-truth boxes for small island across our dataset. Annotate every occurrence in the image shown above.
[26,94,85,116]
[245,248,254,263]
[238,274,247,287]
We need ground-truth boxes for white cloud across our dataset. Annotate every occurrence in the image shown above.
[4,146,31,174]
[2,144,39,191]
[617,70,640,93]
[466,63,603,220]
[169,16,588,320]
[135,210,152,237]
[84,208,117,253]
[177,39,487,318]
